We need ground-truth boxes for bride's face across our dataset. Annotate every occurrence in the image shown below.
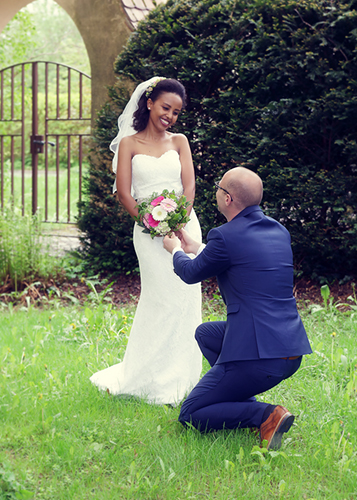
[148,92,183,130]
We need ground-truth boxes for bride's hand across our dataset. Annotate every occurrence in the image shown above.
[163,234,181,254]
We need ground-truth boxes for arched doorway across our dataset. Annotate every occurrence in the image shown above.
[0,0,133,222]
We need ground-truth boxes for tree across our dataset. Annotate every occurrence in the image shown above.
[0,11,38,68]
[78,0,357,278]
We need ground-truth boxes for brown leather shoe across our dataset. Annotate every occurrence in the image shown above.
[259,405,294,450]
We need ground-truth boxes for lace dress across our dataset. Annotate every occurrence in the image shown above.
[90,150,202,405]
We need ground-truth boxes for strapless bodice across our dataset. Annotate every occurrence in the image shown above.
[131,150,183,200]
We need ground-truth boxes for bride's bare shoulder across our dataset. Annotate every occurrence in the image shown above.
[119,134,142,157]
[120,134,139,147]
[171,133,189,149]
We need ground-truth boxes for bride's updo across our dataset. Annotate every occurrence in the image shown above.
[133,78,187,132]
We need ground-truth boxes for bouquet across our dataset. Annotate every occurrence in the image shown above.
[135,189,191,239]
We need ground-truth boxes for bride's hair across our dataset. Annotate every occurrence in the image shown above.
[133,79,187,132]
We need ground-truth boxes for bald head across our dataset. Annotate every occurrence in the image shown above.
[224,167,263,212]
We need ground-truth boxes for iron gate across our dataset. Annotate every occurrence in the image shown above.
[0,61,91,223]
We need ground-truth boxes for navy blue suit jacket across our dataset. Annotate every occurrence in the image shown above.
[173,205,312,364]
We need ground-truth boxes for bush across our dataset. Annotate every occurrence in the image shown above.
[78,0,357,278]
[77,91,140,273]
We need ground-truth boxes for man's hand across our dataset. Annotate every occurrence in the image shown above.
[177,229,201,255]
[163,234,182,254]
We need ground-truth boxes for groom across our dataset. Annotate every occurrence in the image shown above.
[163,166,312,450]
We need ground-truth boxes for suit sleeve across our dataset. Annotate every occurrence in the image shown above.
[173,227,230,284]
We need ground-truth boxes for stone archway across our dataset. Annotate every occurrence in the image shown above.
[0,0,133,125]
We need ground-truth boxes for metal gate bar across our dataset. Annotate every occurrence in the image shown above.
[67,135,71,222]
[56,135,60,222]
[21,65,25,215]
[0,136,3,208]
[32,62,39,216]
[45,62,49,220]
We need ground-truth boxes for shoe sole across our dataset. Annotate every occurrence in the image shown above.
[268,413,295,450]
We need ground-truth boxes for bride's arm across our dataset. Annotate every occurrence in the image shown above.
[116,137,139,219]
[176,134,195,216]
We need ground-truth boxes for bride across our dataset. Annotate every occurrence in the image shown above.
[89,77,202,405]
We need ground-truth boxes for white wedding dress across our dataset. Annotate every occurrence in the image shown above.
[90,150,203,405]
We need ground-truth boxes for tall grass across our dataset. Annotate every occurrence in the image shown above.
[0,286,356,499]
[0,204,63,289]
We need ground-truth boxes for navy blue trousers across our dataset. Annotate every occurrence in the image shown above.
[179,321,302,432]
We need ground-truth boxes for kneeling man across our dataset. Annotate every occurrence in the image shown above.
[163,167,312,450]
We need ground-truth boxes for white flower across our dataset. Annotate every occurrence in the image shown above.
[157,221,170,235]
[152,205,168,221]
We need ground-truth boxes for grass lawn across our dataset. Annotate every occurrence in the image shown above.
[1,288,357,499]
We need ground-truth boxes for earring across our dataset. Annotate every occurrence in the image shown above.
[148,107,151,110]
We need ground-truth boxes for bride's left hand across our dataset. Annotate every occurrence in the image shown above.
[163,234,181,254]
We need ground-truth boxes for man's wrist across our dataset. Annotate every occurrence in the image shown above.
[172,247,184,256]
[197,243,206,255]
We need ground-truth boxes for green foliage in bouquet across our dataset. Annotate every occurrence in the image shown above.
[135,190,190,239]
[78,0,357,278]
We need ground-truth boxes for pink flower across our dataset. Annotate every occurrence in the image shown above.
[151,196,165,207]
[143,213,159,228]
[160,198,177,212]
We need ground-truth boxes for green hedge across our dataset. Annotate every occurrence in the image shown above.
[78,0,357,278]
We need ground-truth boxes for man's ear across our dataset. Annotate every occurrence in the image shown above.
[225,194,232,206]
